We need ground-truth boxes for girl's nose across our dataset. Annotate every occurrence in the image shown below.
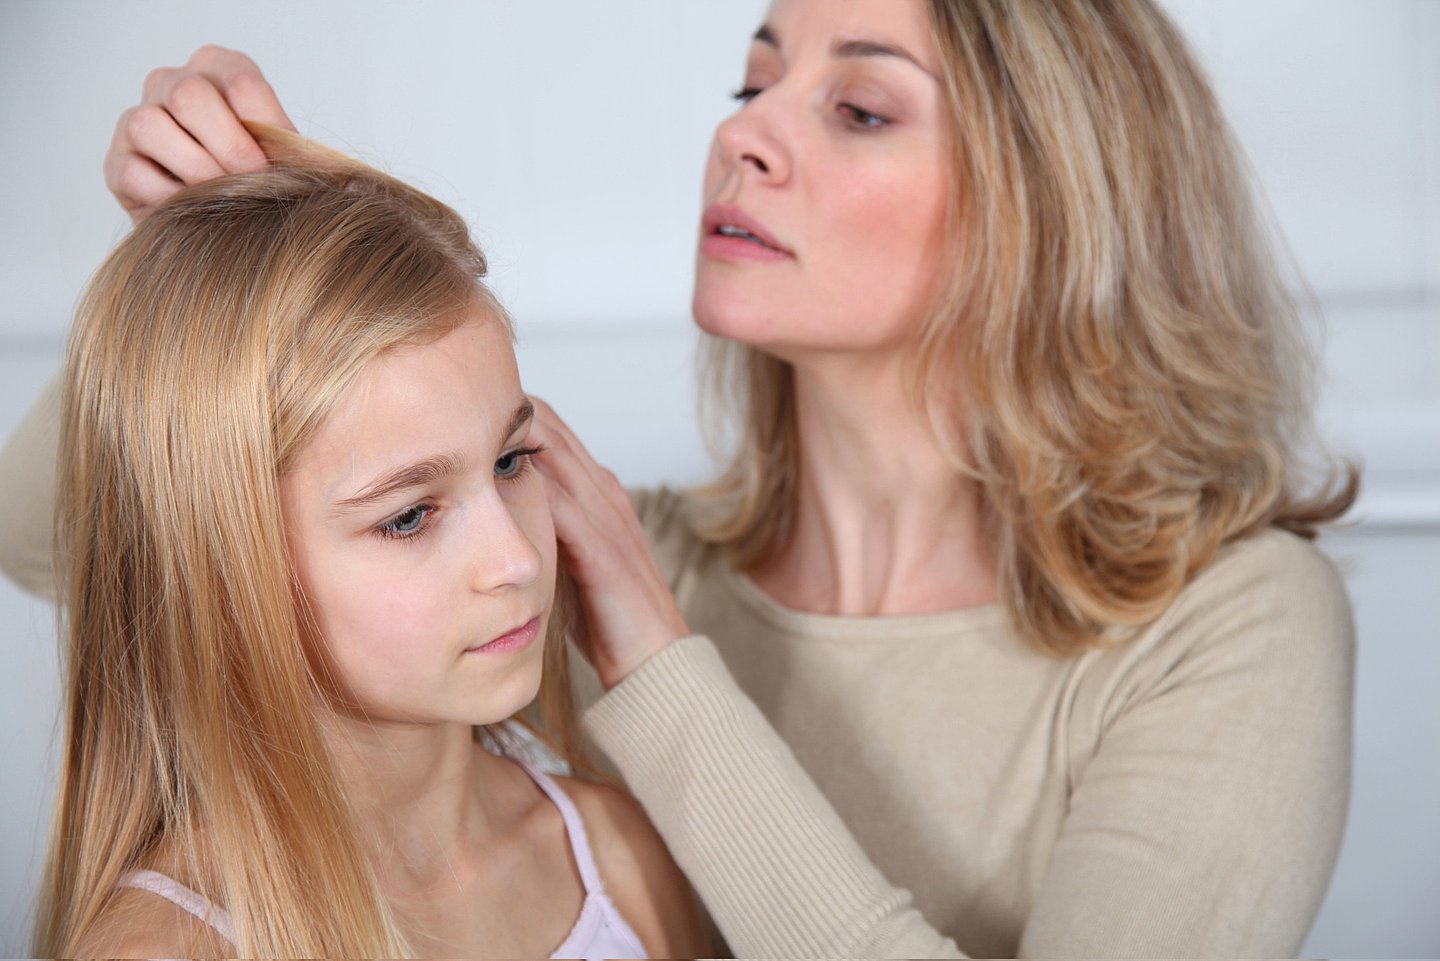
[469,500,544,595]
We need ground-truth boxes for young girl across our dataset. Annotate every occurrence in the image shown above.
[36,126,705,959]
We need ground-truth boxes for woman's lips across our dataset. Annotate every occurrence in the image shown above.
[701,204,794,262]
[467,616,541,655]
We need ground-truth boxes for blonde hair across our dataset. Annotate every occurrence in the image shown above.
[696,0,1357,654]
[37,125,580,957]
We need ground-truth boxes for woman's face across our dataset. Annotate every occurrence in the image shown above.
[281,314,556,728]
[693,0,952,360]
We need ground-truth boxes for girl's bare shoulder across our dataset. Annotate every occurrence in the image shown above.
[68,884,230,960]
[557,774,712,958]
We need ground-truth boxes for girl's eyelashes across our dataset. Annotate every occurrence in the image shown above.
[495,444,545,483]
[732,85,764,103]
[370,446,544,545]
[376,503,436,542]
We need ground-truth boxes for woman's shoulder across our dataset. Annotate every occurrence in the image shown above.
[1119,527,1355,684]
[67,883,230,959]
[1178,527,1351,627]
[552,774,710,957]
[626,485,717,581]
[626,484,700,536]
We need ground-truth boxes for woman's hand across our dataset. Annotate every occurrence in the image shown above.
[529,399,690,690]
[105,45,295,223]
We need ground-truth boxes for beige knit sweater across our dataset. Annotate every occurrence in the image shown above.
[0,384,1354,958]
[571,487,1355,958]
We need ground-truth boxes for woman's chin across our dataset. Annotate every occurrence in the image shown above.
[692,291,778,347]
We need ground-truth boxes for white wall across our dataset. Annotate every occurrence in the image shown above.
[1,1,1436,955]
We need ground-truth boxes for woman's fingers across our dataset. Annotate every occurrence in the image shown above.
[102,130,183,221]
[530,397,690,689]
[182,45,296,133]
[115,104,227,185]
[108,45,295,222]
[144,70,266,176]
[545,480,687,687]
[531,399,651,564]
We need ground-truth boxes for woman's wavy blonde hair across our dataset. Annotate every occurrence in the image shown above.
[696,0,1358,654]
[37,126,580,958]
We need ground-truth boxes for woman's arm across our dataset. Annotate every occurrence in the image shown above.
[1017,532,1354,957]
[533,400,965,957]
[536,402,1352,958]
[1,49,292,596]
[582,537,1353,959]
[584,635,965,958]
[0,375,62,597]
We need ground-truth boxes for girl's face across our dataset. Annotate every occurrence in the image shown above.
[692,0,952,360]
[281,315,556,728]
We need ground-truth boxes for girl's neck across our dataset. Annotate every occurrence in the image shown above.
[320,715,516,882]
[750,351,998,617]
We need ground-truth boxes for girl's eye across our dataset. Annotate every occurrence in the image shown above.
[495,445,544,483]
[839,103,889,129]
[732,86,764,103]
[378,504,434,541]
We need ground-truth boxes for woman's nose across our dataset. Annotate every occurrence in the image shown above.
[712,94,792,185]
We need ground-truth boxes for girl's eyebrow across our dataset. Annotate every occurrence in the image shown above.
[752,23,933,78]
[333,453,466,514]
[331,400,534,514]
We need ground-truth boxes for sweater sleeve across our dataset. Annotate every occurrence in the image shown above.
[584,527,1353,959]
[583,634,966,959]
[0,372,62,599]
[1018,534,1355,958]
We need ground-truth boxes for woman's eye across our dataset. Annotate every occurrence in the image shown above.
[495,446,543,482]
[839,103,889,129]
[378,504,434,540]
[732,85,764,103]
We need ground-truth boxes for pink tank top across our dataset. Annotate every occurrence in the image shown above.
[117,761,648,960]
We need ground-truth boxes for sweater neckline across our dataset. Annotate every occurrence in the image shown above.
[714,560,1011,640]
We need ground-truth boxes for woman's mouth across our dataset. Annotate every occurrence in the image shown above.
[701,204,794,262]
[717,224,780,250]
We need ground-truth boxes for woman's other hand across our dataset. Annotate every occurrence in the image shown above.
[530,398,690,690]
[105,45,295,223]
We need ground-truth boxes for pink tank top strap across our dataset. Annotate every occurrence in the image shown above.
[515,761,649,960]
[516,760,606,894]
[117,868,236,947]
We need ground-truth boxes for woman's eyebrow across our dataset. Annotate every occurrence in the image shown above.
[752,24,933,78]
[834,39,931,75]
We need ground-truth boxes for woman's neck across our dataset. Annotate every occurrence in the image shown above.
[750,351,998,616]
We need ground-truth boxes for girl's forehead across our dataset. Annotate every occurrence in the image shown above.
[294,319,524,492]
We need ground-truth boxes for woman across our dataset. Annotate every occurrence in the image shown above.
[35,126,704,958]
[1,0,1357,956]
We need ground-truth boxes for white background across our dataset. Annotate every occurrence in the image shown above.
[1,1,1437,955]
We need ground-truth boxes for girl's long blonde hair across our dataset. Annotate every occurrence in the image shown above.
[37,126,579,957]
[697,0,1357,654]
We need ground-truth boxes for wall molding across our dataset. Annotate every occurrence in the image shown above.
[3,331,1435,530]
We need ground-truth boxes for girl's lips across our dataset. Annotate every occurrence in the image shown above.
[467,616,541,655]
